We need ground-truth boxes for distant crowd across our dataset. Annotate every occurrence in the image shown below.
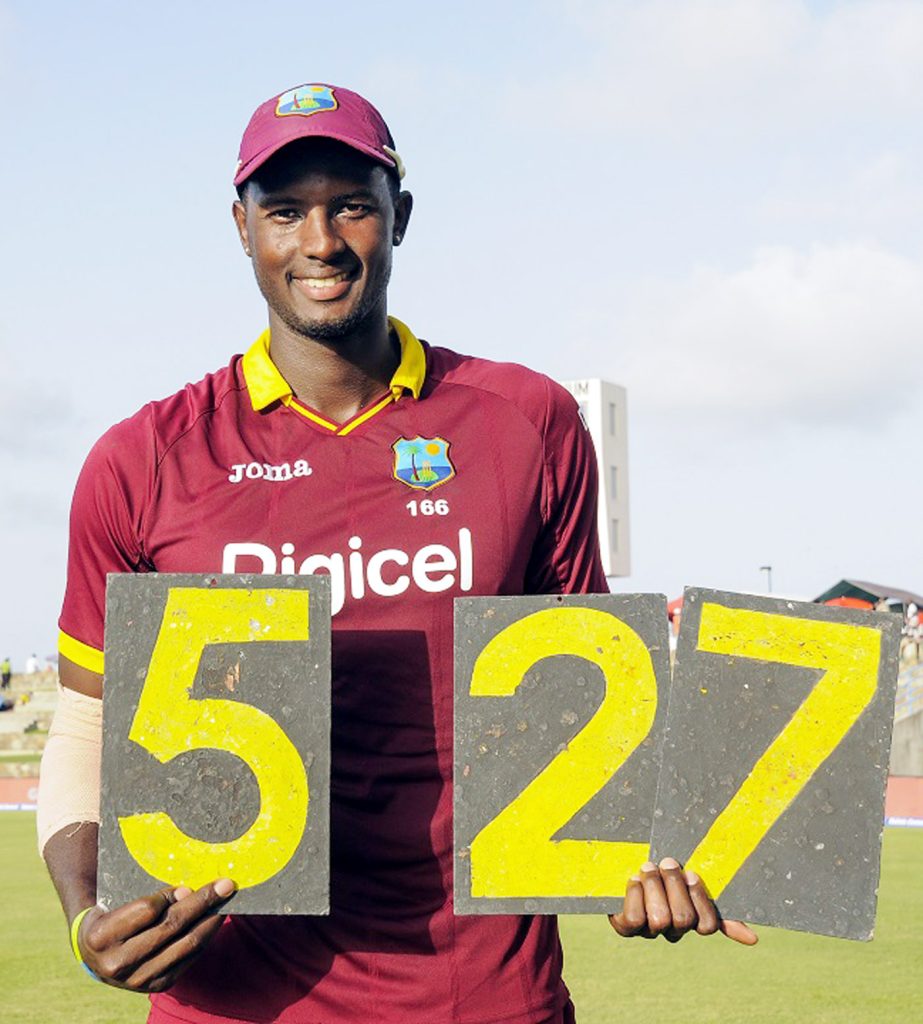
[900,604,923,664]
[0,654,55,689]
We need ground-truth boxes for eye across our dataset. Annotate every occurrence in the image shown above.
[267,208,301,224]
[336,201,374,220]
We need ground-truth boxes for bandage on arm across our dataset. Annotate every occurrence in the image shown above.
[37,676,103,858]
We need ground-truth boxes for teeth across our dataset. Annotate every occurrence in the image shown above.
[303,272,347,290]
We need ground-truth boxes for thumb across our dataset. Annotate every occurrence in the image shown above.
[720,919,759,946]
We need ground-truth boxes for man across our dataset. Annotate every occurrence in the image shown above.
[39,82,755,1024]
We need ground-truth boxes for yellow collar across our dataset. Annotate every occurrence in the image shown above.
[242,316,426,412]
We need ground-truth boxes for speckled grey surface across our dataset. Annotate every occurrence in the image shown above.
[454,593,670,914]
[650,587,901,940]
[99,573,330,915]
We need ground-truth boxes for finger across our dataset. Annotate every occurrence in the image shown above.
[117,879,236,966]
[638,861,672,936]
[608,875,646,937]
[82,887,175,952]
[685,870,719,936]
[720,919,759,946]
[84,879,236,985]
[122,911,226,991]
[659,858,697,941]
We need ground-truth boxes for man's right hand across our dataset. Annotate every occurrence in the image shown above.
[75,878,236,992]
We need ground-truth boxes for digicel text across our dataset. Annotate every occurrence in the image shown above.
[222,529,474,615]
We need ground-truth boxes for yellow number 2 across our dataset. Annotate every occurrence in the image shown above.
[685,603,882,898]
[469,607,657,899]
[118,587,310,891]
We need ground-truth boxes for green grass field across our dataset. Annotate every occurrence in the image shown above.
[2,813,920,1023]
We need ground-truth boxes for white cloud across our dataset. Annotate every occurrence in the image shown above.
[512,0,923,137]
[616,241,923,424]
[758,152,923,236]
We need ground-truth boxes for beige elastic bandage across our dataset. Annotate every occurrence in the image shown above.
[37,685,102,857]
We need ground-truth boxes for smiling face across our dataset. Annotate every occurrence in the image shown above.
[233,139,412,342]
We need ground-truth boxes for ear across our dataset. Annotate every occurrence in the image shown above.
[392,191,413,246]
[232,199,252,257]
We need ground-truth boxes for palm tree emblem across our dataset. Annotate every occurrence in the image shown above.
[392,437,455,490]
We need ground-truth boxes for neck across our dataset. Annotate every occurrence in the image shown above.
[268,311,398,422]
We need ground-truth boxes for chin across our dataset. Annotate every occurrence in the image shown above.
[279,303,378,341]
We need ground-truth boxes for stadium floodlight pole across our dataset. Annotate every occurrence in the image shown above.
[760,565,773,594]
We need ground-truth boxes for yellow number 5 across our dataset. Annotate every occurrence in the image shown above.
[118,587,310,891]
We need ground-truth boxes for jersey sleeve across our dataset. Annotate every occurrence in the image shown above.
[58,412,155,673]
[525,379,608,596]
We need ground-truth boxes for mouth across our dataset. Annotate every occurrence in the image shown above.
[300,271,349,290]
[291,269,355,302]
[290,264,358,299]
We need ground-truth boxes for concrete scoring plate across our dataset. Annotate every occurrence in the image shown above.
[650,587,901,940]
[99,573,331,915]
[454,593,671,914]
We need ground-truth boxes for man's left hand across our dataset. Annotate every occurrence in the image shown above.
[608,858,758,945]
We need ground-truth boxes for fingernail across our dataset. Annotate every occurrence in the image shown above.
[214,878,236,898]
[685,870,700,885]
[173,886,193,901]
[629,874,642,883]
[641,861,657,872]
[659,857,680,870]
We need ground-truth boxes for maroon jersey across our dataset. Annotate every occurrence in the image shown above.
[60,318,607,1024]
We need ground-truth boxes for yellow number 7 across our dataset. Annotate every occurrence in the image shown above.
[684,603,882,898]
[118,587,310,892]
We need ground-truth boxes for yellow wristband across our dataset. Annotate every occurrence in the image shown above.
[69,907,100,980]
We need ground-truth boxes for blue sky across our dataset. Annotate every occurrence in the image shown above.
[2,0,922,664]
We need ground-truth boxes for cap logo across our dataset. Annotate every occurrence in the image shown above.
[276,84,337,118]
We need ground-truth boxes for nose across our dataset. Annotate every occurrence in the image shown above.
[299,208,345,262]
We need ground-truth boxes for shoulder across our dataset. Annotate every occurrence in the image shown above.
[87,358,244,471]
[423,342,581,439]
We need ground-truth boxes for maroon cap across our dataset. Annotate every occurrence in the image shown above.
[234,83,404,187]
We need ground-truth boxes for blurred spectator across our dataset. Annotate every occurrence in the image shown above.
[900,604,922,663]
[25,653,40,674]
[0,657,10,689]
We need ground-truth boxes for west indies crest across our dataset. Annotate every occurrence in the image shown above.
[275,84,337,118]
[392,436,455,491]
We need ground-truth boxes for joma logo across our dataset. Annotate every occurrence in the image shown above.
[228,460,313,483]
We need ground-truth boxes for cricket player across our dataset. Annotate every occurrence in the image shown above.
[39,82,755,1024]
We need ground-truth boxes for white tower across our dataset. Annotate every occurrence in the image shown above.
[559,378,630,578]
